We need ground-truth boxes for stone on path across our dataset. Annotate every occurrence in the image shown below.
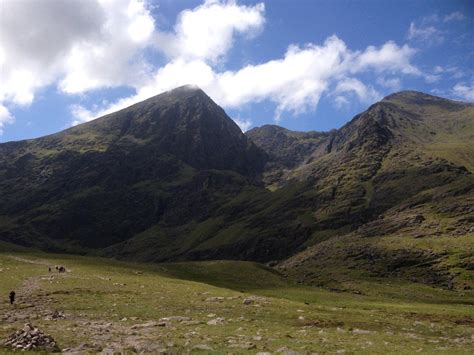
[193,344,214,351]
[243,295,268,305]
[352,328,373,335]
[44,310,65,321]
[159,316,191,322]
[243,298,255,305]
[207,317,226,326]
[275,346,301,355]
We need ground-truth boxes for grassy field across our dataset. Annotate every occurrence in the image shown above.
[0,248,473,353]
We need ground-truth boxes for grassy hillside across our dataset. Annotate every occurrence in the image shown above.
[1,251,473,353]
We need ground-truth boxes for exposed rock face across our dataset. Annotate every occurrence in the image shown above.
[246,124,329,171]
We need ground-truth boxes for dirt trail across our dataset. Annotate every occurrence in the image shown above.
[3,256,56,322]
[6,255,52,299]
[1,255,168,353]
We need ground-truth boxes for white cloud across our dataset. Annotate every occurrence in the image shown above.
[233,117,253,132]
[0,0,98,104]
[72,34,420,124]
[59,0,156,93]
[432,65,465,80]
[213,36,349,120]
[377,77,402,91]
[444,11,466,22]
[333,95,350,110]
[352,41,420,75]
[332,78,382,111]
[154,0,265,63]
[1,0,423,135]
[334,78,382,103]
[448,67,465,79]
[0,104,14,136]
[70,104,97,126]
[424,74,441,83]
[420,14,440,24]
[0,0,157,135]
[407,22,444,45]
[0,0,155,108]
[452,83,474,102]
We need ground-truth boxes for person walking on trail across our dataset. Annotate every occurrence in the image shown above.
[9,291,15,305]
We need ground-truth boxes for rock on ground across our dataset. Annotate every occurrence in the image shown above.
[3,323,59,352]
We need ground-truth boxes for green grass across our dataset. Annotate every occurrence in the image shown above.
[0,251,473,353]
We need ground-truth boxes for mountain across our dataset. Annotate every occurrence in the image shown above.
[258,91,474,289]
[246,125,330,188]
[0,88,473,289]
[249,92,473,231]
[0,86,265,251]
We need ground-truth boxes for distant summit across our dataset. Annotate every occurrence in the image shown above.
[382,90,471,107]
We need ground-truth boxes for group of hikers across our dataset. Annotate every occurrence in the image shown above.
[50,265,66,273]
[8,265,66,305]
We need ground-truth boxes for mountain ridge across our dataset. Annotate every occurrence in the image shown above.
[0,86,473,290]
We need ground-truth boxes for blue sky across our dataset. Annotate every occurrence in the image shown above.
[0,0,472,142]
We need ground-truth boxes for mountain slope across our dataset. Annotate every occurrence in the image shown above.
[110,91,474,275]
[249,92,473,232]
[0,86,266,250]
[0,89,472,290]
[259,92,474,290]
[246,125,329,188]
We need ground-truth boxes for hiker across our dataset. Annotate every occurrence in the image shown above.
[9,291,15,305]
[48,267,51,272]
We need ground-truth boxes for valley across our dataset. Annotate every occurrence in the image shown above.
[0,87,473,352]
[2,0,473,352]
[1,246,473,353]
[1,88,472,292]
